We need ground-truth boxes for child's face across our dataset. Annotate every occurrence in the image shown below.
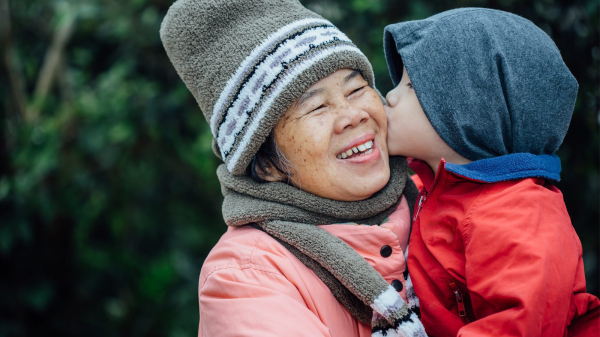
[385,66,469,170]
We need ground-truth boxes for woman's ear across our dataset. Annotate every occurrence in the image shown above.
[254,161,286,182]
[249,132,295,184]
[250,149,291,183]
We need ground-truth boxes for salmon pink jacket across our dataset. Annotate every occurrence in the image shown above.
[198,197,413,337]
[407,155,600,337]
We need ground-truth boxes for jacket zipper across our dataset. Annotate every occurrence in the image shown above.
[448,281,471,324]
[413,194,427,222]
[412,160,447,222]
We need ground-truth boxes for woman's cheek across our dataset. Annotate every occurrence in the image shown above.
[301,131,327,161]
[365,93,387,127]
[286,136,305,162]
[282,132,317,166]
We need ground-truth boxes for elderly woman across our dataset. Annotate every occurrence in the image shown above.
[161,0,426,336]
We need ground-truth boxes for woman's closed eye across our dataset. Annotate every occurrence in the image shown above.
[311,104,326,112]
[349,85,366,97]
[407,82,413,89]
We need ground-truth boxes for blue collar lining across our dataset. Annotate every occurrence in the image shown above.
[444,153,562,183]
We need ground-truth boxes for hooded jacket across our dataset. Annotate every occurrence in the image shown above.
[407,157,599,337]
[383,8,599,336]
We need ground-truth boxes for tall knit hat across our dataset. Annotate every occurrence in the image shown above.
[160,0,376,175]
[383,8,577,161]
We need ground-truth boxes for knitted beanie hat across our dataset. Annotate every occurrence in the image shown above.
[383,8,577,161]
[160,0,376,175]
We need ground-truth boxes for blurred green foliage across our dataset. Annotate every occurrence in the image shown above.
[0,0,597,336]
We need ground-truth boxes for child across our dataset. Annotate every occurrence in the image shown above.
[383,8,599,337]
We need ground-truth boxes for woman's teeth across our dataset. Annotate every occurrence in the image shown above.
[336,140,374,159]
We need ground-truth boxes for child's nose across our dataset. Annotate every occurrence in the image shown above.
[385,90,398,107]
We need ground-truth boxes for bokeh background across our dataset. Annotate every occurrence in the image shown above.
[1,0,598,336]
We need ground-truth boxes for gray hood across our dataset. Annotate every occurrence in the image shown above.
[383,8,577,160]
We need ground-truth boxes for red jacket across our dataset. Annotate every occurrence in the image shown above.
[407,155,599,337]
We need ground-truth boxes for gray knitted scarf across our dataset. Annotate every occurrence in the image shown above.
[218,157,427,337]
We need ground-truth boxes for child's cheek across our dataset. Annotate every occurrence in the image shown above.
[385,110,402,155]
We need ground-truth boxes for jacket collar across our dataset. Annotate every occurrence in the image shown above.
[409,153,562,191]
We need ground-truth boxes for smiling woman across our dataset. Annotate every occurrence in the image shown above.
[160,0,425,336]
[260,69,390,201]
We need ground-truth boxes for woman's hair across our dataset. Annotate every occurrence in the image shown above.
[248,133,294,183]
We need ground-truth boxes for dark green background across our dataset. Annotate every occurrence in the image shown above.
[1,0,597,336]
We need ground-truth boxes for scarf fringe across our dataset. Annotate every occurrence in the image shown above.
[370,285,427,337]
[371,309,427,337]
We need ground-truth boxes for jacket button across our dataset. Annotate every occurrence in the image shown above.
[391,279,403,292]
[380,245,392,257]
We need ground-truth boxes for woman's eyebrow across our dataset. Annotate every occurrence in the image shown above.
[343,70,362,84]
[295,88,326,109]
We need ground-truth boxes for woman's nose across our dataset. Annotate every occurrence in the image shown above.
[334,105,369,133]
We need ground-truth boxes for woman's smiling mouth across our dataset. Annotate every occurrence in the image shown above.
[336,140,374,159]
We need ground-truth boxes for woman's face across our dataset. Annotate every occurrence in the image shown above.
[272,69,390,201]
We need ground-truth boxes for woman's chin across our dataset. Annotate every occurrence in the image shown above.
[333,152,390,201]
[336,167,390,201]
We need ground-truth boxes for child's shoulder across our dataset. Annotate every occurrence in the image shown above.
[469,177,573,235]
[481,177,563,202]
[465,177,566,217]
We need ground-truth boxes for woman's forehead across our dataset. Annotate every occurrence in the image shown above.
[296,69,364,103]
